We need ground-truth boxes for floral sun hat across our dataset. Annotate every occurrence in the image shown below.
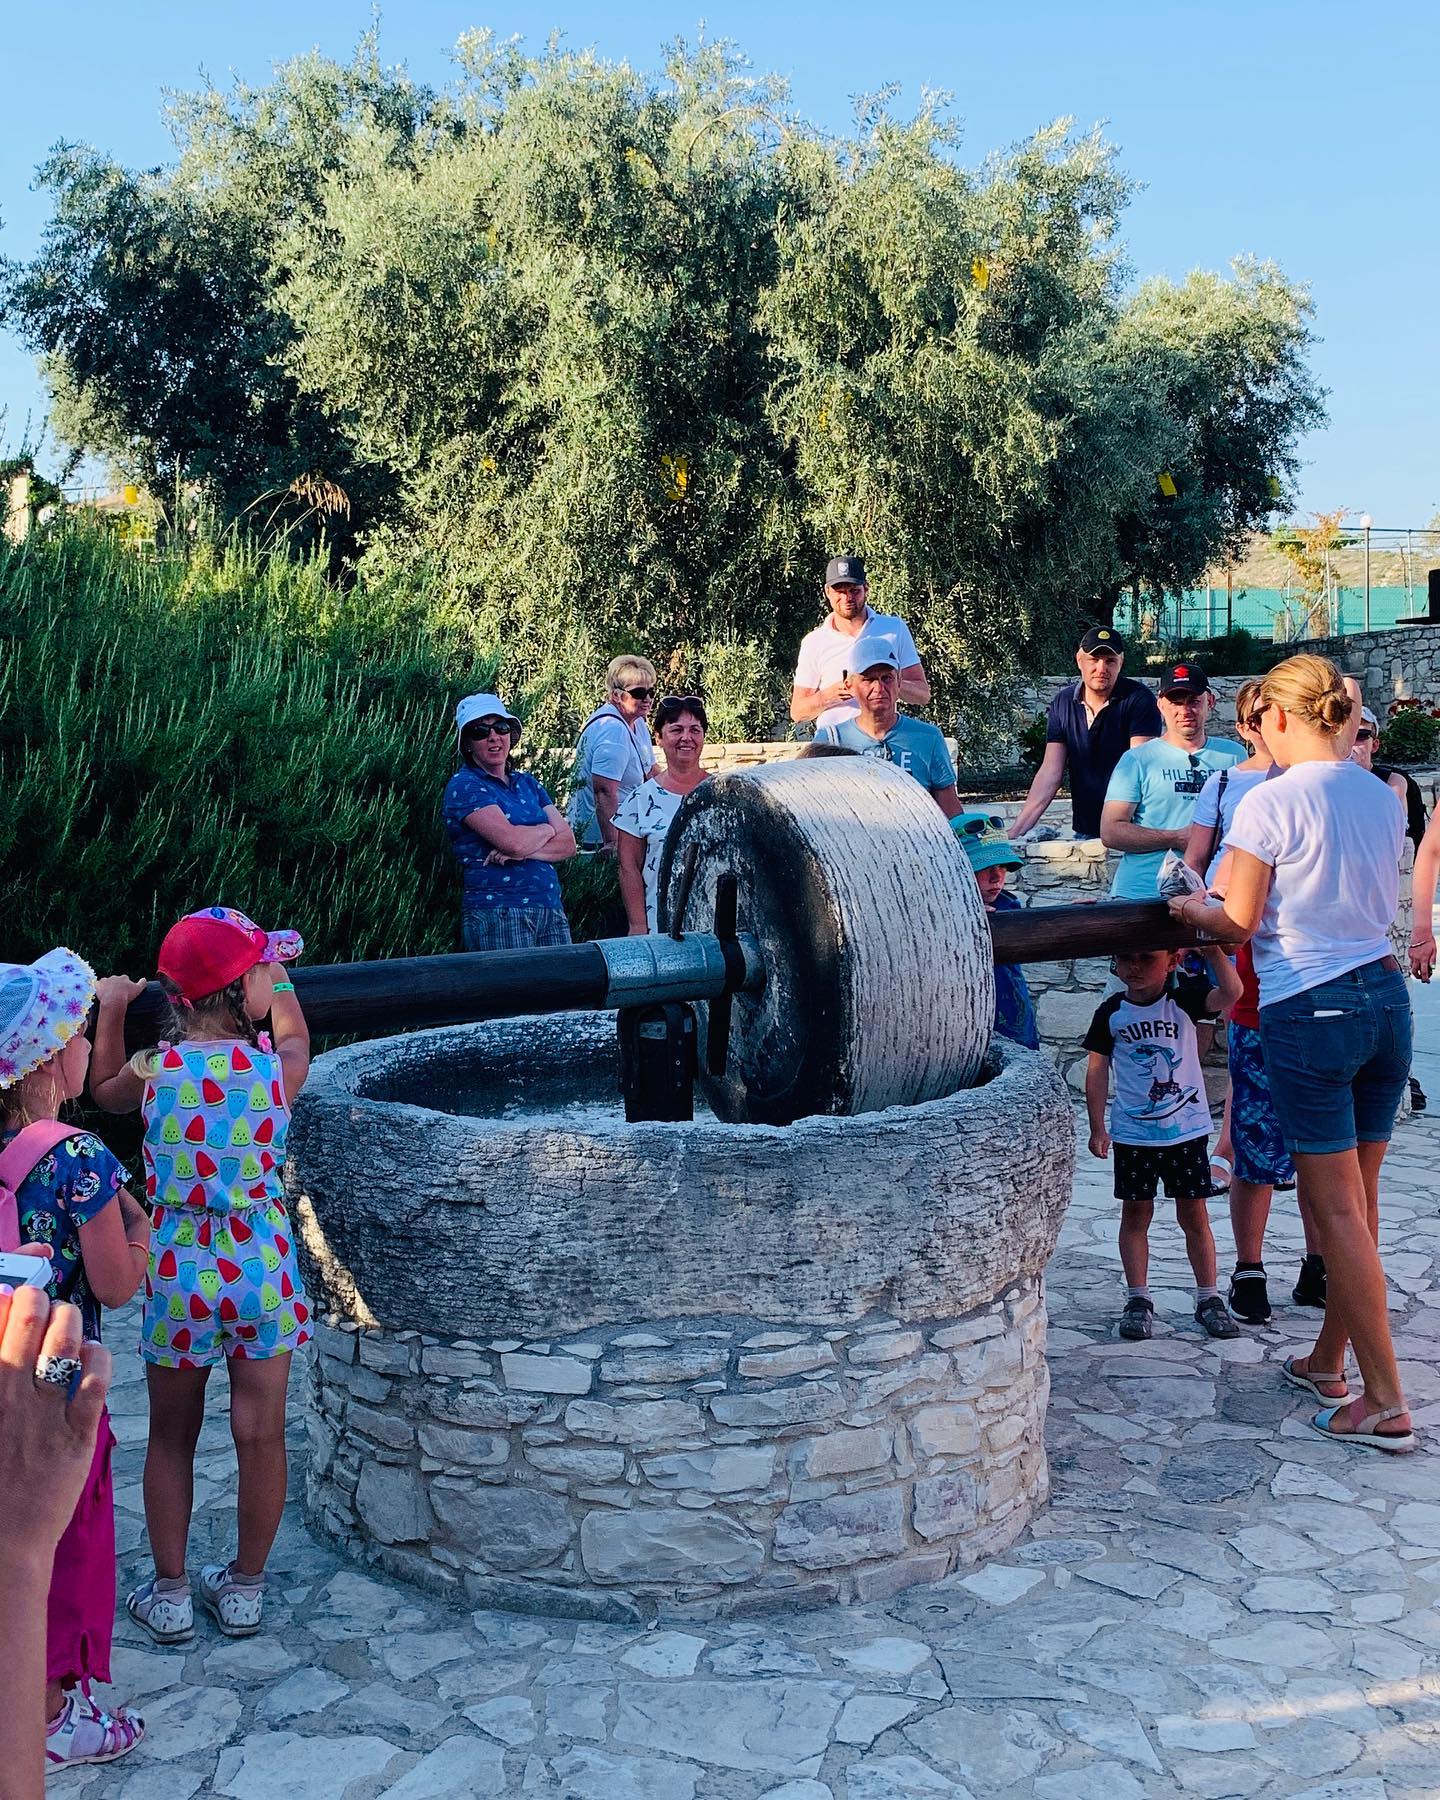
[0,948,98,1089]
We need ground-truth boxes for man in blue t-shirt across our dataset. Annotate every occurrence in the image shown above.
[1101,661,1245,900]
[1011,627,1163,841]
[815,633,963,817]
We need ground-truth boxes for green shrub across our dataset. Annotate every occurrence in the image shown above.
[1379,701,1440,766]
[0,519,514,973]
[1017,713,1049,770]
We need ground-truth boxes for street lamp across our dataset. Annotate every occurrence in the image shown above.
[1360,513,1373,632]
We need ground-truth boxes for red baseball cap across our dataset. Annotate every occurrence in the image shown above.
[158,906,303,1002]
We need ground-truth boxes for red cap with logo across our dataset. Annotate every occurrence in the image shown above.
[157,907,303,1002]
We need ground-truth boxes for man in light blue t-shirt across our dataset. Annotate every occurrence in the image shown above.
[1101,661,1245,900]
[815,633,963,818]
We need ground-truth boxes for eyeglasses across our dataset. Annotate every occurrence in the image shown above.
[1356,728,1377,743]
[463,720,515,740]
[623,686,656,701]
[955,814,1006,837]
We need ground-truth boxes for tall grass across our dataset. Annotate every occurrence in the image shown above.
[1,520,514,973]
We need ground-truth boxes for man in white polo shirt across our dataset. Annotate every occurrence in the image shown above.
[790,554,930,730]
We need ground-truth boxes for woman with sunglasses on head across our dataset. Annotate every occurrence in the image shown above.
[445,693,576,951]
[567,656,659,855]
[1170,654,1415,1453]
[616,697,711,934]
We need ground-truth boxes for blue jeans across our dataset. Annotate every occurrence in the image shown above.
[1259,960,1412,1155]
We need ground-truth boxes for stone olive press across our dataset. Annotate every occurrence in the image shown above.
[277,760,1191,1620]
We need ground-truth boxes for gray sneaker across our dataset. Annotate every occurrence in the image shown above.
[1195,1296,1240,1339]
[1118,1298,1154,1340]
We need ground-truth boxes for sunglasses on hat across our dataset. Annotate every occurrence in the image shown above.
[955,814,1007,838]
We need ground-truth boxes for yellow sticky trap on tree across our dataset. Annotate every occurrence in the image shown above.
[816,408,829,431]
[485,224,498,255]
[1157,471,1178,498]
[971,257,990,291]
[661,454,688,501]
[1267,476,1282,499]
[480,456,497,473]
[122,484,139,507]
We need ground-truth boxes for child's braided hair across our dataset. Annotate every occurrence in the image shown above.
[158,974,260,1048]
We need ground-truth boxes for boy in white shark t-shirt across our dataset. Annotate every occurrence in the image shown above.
[1084,944,1243,1343]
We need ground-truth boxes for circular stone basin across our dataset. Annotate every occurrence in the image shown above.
[288,1013,1074,1620]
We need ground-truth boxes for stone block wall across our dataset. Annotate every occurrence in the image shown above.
[306,1280,1049,1622]
[1300,624,1440,715]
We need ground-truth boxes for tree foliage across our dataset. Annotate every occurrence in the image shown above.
[1,34,1325,732]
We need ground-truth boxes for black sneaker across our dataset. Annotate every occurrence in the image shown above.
[1118,1297,1154,1340]
[1228,1264,1272,1325]
[1293,1254,1327,1308]
[1410,1076,1427,1114]
[1195,1295,1240,1338]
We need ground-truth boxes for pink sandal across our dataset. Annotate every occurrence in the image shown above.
[1311,1399,1416,1455]
[45,1691,146,1766]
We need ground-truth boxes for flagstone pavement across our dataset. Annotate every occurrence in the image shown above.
[50,990,1440,1800]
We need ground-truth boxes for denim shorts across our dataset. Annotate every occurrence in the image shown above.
[1258,960,1412,1155]
[1228,1022,1295,1187]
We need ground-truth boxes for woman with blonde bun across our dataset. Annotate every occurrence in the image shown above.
[1169,655,1414,1452]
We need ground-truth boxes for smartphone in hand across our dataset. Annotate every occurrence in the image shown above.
[0,1251,53,1289]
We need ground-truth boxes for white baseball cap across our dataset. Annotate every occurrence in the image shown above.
[455,693,522,747]
[844,631,902,676]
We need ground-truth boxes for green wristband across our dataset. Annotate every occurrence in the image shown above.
[272,981,295,994]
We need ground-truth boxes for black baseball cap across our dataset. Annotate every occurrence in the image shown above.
[1078,626,1125,656]
[825,555,867,587]
[1160,660,1210,697]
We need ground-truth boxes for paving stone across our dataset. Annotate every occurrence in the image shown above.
[1054,1707,1163,1772]
[1392,1501,1440,1547]
[255,1666,349,1723]
[213,1731,404,1798]
[131,1683,242,1755]
[619,1631,707,1678]
[709,1638,822,1677]
[758,1785,836,1800]
[835,1693,920,1746]
[202,1637,302,1683]
[549,1748,700,1800]
[831,1637,932,1678]
[1229,1522,1331,1572]
[1225,1621,1338,1669]
[463,1694,536,1745]
[1074,1559,1180,1599]
[382,1734,508,1797]
[1157,1714,1258,1752]
[546,1682,609,1741]
[332,1685,452,1736]
[1033,1762,1146,1800]
[1255,1723,1363,1780]
[954,1565,1046,1606]
[614,1678,847,1775]
[1239,1575,1339,1614]
[844,1755,974,1798]
[905,1704,1061,1785]
[379,1629,477,1682]
[1168,1754,1273,1797]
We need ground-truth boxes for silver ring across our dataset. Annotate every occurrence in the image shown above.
[35,1354,83,1389]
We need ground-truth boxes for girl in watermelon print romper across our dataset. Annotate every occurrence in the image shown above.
[89,906,312,1643]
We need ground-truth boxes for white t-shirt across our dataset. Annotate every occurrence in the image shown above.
[1082,983,1215,1146]
[568,705,656,846]
[1190,764,1270,885]
[1225,758,1404,1007]
[613,778,686,931]
[793,609,921,728]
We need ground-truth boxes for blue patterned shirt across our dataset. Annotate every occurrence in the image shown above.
[5,1129,127,1342]
[443,766,564,910]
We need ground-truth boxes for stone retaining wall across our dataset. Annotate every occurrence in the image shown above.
[1298,623,1440,715]
[306,1280,1048,1623]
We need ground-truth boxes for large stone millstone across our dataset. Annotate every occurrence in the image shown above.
[659,757,995,1125]
[288,1023,1075,1617]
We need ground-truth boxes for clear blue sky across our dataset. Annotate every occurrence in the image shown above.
[4,1,1436,525]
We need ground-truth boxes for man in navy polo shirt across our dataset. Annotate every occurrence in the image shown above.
[1009,627,1163,841]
